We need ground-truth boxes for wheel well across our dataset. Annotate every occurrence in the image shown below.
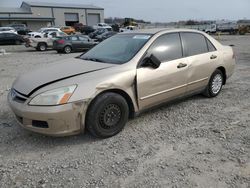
[217,66,226,85]
[91,89,135,118]
[64,45,72,49]
[38,42,47,46]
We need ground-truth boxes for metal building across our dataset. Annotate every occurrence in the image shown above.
[0,1,104,30]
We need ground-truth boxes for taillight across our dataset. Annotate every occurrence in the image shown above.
[57,39,65,44]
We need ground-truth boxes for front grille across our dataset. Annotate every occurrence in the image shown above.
[11,89,27,103]
[32,120,49,129]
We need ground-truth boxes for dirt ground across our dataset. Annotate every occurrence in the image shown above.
[0,35,249,188]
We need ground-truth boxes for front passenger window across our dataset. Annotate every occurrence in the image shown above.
[147,33,183,62]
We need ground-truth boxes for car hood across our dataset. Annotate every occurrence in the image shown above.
[13,58,114,96]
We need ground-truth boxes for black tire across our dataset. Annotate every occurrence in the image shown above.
[63,46,72,54]
[86,92,129,138]
[37,43,47,51]
[203,69,224,98]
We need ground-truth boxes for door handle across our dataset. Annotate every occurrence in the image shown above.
[177,63,187,69]
[210,55,217,59]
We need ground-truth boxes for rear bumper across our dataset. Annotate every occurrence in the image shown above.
[8,92,88,137]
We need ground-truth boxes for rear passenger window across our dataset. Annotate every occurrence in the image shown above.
[147,33,183,62]
[206,38,216,52]
[181,33,208,56]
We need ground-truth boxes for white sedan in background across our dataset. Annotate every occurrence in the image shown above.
[93,23,112,31]
[0,27,17,34]
[28,27,62,38]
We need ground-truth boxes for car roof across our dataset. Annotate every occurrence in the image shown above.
[41,27,59,30]
[0,27,14,29]
[122,28,205,35]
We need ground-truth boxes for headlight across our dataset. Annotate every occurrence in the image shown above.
[29,85,77,106]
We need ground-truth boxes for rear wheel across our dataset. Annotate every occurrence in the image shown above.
[86,92,129,138]
[203,69,224,97]
[37,43,47,51]
[63,46,72,54]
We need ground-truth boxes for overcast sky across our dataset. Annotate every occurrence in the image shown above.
[1,0,250,22]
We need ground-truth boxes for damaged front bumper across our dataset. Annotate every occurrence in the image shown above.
[8,92,89,136]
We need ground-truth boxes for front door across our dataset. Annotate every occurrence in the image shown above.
[78,36,92,50]
[136,33,189,110]
[70,35,81,50]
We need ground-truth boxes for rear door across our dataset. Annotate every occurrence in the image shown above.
[5,33,15,44]
[0,33,6,44]
[180,32,220,92]
[137,33,189,110]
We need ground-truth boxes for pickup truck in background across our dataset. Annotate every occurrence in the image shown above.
[205,21,250,35]
[25,31,67,51]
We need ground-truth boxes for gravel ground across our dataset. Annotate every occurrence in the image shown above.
[0,35,249,188]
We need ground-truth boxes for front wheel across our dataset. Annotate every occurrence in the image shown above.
[37,43,47,51]
[86,92,129,138]
[203,69,224,97]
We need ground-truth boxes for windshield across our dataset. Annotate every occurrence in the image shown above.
[80,33,152,64]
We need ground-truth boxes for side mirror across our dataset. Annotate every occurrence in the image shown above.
[142,54,161,69]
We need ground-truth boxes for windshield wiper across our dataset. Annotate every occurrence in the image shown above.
[82,57,104,62]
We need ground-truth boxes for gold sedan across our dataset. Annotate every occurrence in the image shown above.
[8,29,235,138]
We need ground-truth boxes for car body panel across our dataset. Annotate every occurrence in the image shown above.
[185,52,219,92]
[8,92,86,136]
[13,58,114,96]
[8,29,235,136]
[137,57,189,109]
[0,33,24,44]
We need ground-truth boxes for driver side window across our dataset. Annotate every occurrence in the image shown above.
[147,33,183,62]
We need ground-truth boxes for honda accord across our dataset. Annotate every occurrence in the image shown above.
[8,29,235,138]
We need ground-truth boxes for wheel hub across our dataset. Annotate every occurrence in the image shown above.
[211,74,223,94]
[100,104,121,129]
[65,47,71,53]
[40,45,45,50]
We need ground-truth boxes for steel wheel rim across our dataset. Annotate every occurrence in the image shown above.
[211,74,223,94]
[99,104,121,129]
